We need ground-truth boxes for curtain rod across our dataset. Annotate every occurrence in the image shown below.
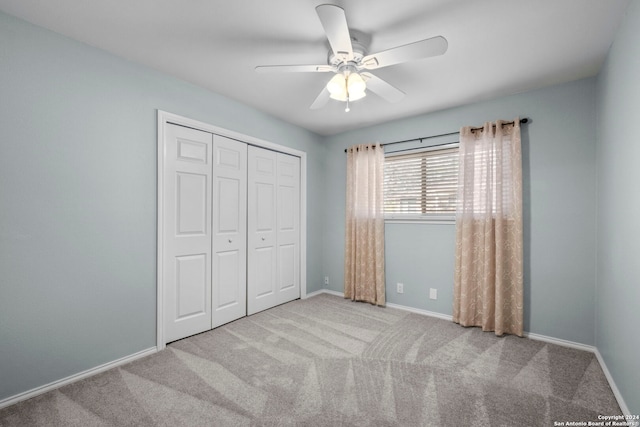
[344,117,529,152]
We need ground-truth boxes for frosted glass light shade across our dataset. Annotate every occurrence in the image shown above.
[348,91,366,101]
[326,72,367,102]
[327,74,346,97]
[330,92,348,101]
[347,73,366,96]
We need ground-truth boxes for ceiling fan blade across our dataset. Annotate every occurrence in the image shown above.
[315,4,353,61]
[310,87,331,110]
[255,64,335,73]
[361,72,405,103]
[361,36,448,70]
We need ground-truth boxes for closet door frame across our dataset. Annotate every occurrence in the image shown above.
[156,110,307,350]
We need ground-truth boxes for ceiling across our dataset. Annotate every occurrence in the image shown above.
[0,0,631,136]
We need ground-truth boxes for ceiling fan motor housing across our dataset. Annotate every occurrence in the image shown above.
[327,30,369,69]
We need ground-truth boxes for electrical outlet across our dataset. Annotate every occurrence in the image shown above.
[324,276,329,286]
[429,288,437,300]
[397,282,404,294]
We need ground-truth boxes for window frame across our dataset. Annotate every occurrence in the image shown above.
[383,143,459,224]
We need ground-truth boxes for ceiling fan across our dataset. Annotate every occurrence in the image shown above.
[255,4,448,112]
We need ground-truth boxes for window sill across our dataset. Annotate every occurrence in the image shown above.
[385,217,455,225]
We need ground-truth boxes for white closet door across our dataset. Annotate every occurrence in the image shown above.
[163,124,213,343]
[212,136,247,328]
[247,146,300,315]
[247,147,278,315]
[276,153,301,305]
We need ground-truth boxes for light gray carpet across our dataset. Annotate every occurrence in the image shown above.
[0,294,621,426]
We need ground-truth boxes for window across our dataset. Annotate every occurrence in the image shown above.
[383,145,459,221]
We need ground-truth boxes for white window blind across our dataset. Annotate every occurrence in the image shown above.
[383,146,459,220]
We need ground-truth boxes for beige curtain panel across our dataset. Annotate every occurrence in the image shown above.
[453,119,524,336]
[344,143,386,305]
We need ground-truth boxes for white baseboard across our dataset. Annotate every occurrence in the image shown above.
[523,332,596,353]
[303,288,329,298]
[0,347,157,410]
[317,289,345,298]
[593,349,631,416]
[386,302,454,322]
[310,289,629,414]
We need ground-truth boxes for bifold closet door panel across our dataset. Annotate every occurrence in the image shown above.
[248,146,301,315]
[276,153,301,306]
[163,124,213,343]
[212,136,247,328]
[247,146,278,315]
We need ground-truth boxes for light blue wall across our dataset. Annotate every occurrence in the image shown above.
[595,0,640,415]
[0,11,325,401]
[323,78,598,345]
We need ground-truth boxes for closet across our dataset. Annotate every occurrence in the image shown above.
[161,123,301,343]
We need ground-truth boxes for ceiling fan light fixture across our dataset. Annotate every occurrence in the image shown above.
[329,92,348,101]
[327,71,367,103]
[326,74,346,97]
[347,73,366,96]
[348,91,366,101]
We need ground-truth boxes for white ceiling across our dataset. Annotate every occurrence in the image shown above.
[0,0,631,135]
